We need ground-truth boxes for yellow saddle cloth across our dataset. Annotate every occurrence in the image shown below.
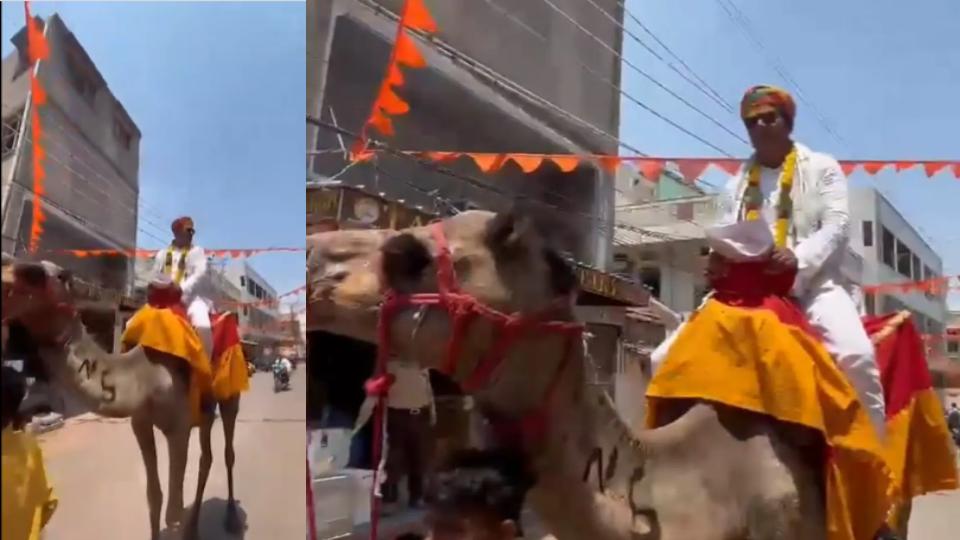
[122,305,212,424]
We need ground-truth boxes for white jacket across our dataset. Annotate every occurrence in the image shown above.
[716,143,850,297]
[151,245,210,303]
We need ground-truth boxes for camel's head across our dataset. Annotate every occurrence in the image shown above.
[308,210,580,412]
[2,259,77,345]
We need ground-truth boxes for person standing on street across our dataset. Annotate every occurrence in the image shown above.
[383,361,436,508]
[151,216,213,359]
[948,403,960,447]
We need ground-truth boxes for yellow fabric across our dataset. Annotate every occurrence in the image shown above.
[122,305,212,424]
[2,428,58,540]
[883,389,959,527]
[645,299,895,540]
[212,343,250,401]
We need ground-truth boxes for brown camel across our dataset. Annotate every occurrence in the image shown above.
[307,210,829,540]
[1,260,244,539]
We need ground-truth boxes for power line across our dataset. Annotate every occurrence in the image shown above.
[536,0,748,148]
[712,0,846,148]
[613,0,734,112]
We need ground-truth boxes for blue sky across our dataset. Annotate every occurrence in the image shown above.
[620,0,960,310]
[1,1,306,306]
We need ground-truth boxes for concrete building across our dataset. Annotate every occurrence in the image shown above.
[2,14,140,293]
[219,260,283,341]
[308,0,625,268]
[847,187,949,337]
[948,311,959,361]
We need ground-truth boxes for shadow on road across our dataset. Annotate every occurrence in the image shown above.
[160,498,249,540]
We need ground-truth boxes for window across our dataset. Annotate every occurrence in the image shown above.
[862,221,874,247]
[639,266,661,300]
[66,54,97,106]
[113,118,132,150]
[911,254,921,281]
[895,239,912,278]
[243,306,248,316]
[923,265,934,299]
[948,339,959,354]
[2,110,23,159]
[864,293,876,316]
[239,276,245,287]
[880,227,895,268]
[246,278,255,296]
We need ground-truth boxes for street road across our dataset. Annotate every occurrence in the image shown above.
[908,487,960,539]
[38,367,307,539]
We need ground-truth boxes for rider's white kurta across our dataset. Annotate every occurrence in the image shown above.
[654,143,886,436]
[151,246,213,360]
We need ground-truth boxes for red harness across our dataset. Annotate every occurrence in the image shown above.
[363,221,583,539]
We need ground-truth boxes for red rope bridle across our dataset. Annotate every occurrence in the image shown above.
[363,221,584,539]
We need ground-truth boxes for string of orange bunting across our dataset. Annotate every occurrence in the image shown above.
[47,247,304,259]
[23,1,50,252]
[350,0,437,155]
[354,150,960,179]
[862,275,960,295]
[219,284,307,310]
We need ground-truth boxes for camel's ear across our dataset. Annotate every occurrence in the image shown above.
[484,210,538,257]
[381,233,432,292]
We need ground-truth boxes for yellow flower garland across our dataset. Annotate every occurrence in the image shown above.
[163,246,190,284]
[743,146,797,248]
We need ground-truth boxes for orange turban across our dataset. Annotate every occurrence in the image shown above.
[740,85,796,123]
[171,217,194,233]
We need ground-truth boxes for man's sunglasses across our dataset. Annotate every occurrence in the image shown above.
[185,228,195,235]
[745,112,782,128]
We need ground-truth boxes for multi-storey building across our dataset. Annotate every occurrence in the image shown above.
[2,14,140,293]
[847,187,948,338]
[308,0,625,268]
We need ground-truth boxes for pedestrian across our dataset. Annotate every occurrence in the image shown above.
[947,403,960,447]
[422,448,537,540]
[383,361,436,508]
[2,365,58,540]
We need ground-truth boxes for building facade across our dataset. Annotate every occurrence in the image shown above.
[847,187,948,337]
[308,0,624,268]
[2,14,140,293]
[219,260,284,341]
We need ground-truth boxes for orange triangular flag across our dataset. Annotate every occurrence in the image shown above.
[394,33,427,69]
[511,155,544,173]
[386,64,405,86]
[598,156,621,172]
[368,109,395,137]
[922,162,947,178]
[30,76,47,105]
[470,153,506,173]
[636,159,665,181]
[550,155,580,173]
[27,18,50,62]
[894,161,915,172]
[403,0,438,33]
[952,163,960,179]
[425,151,460,162]
[712,159,742,175]
[675,159,709,182]
[862,161,887,175]
[377,87,410,115]
[840,162,858,176]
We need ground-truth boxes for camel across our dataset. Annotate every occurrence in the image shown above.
[1,260,244,540]
[307,210,831,540]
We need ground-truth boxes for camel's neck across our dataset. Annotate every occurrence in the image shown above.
[525,352,651,539]
[38,318,151,418]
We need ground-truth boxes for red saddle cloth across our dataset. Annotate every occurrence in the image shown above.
[146,281,189,322]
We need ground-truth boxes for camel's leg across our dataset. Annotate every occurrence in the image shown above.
[131,414,163,540]
[185,409,216,540]
[164,426,190,528]
[220,395,243,533]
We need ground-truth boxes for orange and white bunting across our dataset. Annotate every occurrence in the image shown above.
[24,1,51,252]
[368,151,960,180]
[48,247,305,259]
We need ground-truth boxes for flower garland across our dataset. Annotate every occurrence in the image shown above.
[742,146,798,248]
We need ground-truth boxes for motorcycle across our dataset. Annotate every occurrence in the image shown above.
[273,364,290,393]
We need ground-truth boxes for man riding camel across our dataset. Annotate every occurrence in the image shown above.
[151,217,213,360]
[653,85,886,437]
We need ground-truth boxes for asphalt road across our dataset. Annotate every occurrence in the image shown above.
[38,367,307,539]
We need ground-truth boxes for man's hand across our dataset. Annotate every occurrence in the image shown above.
[704,251,730,283]
[766,247,798,274]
